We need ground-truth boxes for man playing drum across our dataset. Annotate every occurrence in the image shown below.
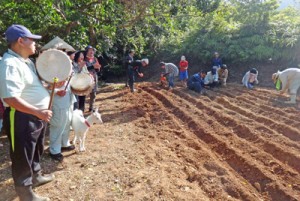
[0,24,53,201]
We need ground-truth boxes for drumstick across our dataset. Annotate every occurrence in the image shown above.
[48,77,59,110]
[64,73,74,90]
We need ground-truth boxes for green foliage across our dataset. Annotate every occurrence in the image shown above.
[160,0,300,65]
[0,0,300,71]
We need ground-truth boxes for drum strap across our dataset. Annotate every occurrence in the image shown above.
[85,120,91,127]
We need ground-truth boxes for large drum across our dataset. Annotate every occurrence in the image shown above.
[36,49,72,84]
[69,72,95,96]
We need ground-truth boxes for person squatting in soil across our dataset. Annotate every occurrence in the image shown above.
[127,58,149,92]
[160,72,169,88]
[0,24,54,201]
[218,64,229,86]
[242,68,259,89]
[160,62,179,90]
[187,70,207,93]
[203,70,218,88]
[211,52,223,86]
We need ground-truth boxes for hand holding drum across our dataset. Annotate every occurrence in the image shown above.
[93,59,101,70]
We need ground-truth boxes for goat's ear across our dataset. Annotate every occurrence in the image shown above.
[95,107,99,113]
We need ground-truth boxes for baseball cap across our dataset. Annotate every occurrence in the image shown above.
[85,45,96,51]
[5,24,42,43]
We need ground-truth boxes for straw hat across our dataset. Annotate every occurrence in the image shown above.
[41,36,75,52]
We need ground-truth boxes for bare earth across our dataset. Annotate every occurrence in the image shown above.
[1,82,300,201]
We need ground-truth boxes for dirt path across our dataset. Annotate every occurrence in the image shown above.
[0,82,300,201]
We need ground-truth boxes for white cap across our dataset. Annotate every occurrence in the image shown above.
[142,58,149,65]
[181,56,186,60]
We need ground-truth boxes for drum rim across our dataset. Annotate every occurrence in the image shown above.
[36,49,72,83]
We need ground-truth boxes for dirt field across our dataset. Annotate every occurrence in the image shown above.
[0,82,300,201]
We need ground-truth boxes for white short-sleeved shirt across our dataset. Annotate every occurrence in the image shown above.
[0,49,50,109]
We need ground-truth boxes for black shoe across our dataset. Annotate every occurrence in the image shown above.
[49,153,64,162]
[32,172,54,188]
[61,145,75,152]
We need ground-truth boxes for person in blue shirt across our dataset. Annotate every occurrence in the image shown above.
[211,52,222,67]
[211,52,222,83]
[187,70,207,93]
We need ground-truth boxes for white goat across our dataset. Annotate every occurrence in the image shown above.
[72,108,103,151]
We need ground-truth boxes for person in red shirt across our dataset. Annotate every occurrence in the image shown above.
[179,55,189,87]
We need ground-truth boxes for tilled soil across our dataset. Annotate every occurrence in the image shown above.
[0,82,300,201]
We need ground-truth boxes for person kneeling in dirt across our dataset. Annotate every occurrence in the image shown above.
[187,70,207,93]
[218,64,228,86]
[242,68,259,89]
[128,58,149,92]
[203,71,218,88]
[160,72,169,88]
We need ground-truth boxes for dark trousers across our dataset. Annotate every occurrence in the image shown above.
[3,108,45,187]
[187,81,202,93]
[89,91,96,110]
[127,67,135,91]
[78,95,86,112]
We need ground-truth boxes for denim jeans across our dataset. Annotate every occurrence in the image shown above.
[168,74,175,88]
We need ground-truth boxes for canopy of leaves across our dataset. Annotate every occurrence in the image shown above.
[0,0,299,68]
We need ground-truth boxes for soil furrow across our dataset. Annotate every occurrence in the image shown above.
[137,91,259,200]
[174,89,300,176]
[215,88,300,126]
[143,86,298,201]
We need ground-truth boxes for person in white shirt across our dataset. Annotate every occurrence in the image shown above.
[242,68,259,89]
[0,24,53,201]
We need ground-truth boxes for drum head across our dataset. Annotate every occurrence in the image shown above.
[70,73,95,96]
[36,49,72,83]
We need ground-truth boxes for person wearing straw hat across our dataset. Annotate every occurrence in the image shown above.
[272,68,300,104]
[0,24,53,201]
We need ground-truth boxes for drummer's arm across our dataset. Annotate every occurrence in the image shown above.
[46,85,66,97]
[3,97,52,122]
[93,59,101,71]
[86,59,101,72]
